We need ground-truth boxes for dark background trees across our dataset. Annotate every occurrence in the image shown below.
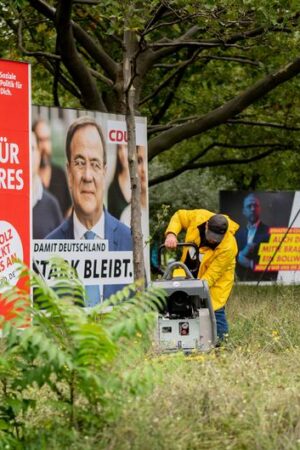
[2,0,300,220]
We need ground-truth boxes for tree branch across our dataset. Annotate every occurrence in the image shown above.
[142,6,211,36]
[28,0,118,79]
[136,23,266,95]
[145,11,299,77]
[5,12,81,100]
[89,68,114,87]
[55,0,106,111]
[148,115,200,134]
[198,55,260,66]
[145,25,201,66]
[143,51,259,117]
[53,36,61,107]
[18,18,60,60]
[148,56,300,160]
[227,119,300,131]
[144,18,187,35]
[139,48,201,106]
[149,40,251,49]
[150,25,265,59]
[151,67,188,125]
[142,2,168,35]
[154,54,260,68]
[149,144,291,186]
[37,57,82,99]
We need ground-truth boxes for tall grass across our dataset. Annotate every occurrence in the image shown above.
[97,284,300,450]
[2,282,300,449]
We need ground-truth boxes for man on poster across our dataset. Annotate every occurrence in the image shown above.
[33,117,72,217]
[235,193,277,281]
[46,116,132,306]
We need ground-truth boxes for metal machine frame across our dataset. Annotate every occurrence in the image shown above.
[153,244,217,352]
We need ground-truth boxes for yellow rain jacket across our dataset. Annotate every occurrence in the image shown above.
[165,209,239,311]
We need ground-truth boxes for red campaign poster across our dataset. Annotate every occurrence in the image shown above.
[0,59,31,321]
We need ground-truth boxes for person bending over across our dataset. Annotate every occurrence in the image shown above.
[164,209,239,340]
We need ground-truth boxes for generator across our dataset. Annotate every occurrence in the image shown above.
[153,243,217,352]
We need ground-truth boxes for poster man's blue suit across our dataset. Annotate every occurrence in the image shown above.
[235,221,277,281]
[46,209,133,300]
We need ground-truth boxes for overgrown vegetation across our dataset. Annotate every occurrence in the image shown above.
[1,271,300,449]
[0,265,166,449]
[98,284,300,450]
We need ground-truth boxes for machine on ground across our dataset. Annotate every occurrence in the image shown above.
[153,243,217,352]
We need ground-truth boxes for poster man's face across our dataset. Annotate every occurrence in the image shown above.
[31,132,40,176]
[117,144,128,169]
[243,195,261,224]
[67,125,106,227]
[34,121,52,157]
[137,146,147,195]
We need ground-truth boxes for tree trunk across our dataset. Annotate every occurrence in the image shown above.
[123,30,145,285]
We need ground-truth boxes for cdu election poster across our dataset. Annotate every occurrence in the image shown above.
[0,59,31,320]
[220,191,300,284]
[32,106,149,306]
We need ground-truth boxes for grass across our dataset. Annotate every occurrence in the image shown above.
[97,284,300,450]
[9,285,300,450]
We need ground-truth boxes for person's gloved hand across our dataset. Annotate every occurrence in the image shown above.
[164,233,178,249]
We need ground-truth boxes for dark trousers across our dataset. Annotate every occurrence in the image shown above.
[214,307,228,340]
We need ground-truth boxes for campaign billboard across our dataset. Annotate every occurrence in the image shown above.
[220,191,300,284]
[0,59,31,319]
[32,106,149,305]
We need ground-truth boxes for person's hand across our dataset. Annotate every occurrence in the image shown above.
[237,253,253,269]
[238,243,258,269]
[164,233,178,249]
[240,243,257,258]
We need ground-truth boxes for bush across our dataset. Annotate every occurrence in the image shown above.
[0,264,165,448]
[2,271,300,449]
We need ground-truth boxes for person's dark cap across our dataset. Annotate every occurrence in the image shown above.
[206,214,228,243]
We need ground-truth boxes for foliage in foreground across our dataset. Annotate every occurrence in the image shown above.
[1,275,300,450]
[0,266,165,449]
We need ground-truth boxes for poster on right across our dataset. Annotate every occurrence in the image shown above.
[220,191,300,284]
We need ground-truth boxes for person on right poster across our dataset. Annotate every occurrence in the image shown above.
[235,193,277,281]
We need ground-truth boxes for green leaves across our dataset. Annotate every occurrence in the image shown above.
[0,262,165,444]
